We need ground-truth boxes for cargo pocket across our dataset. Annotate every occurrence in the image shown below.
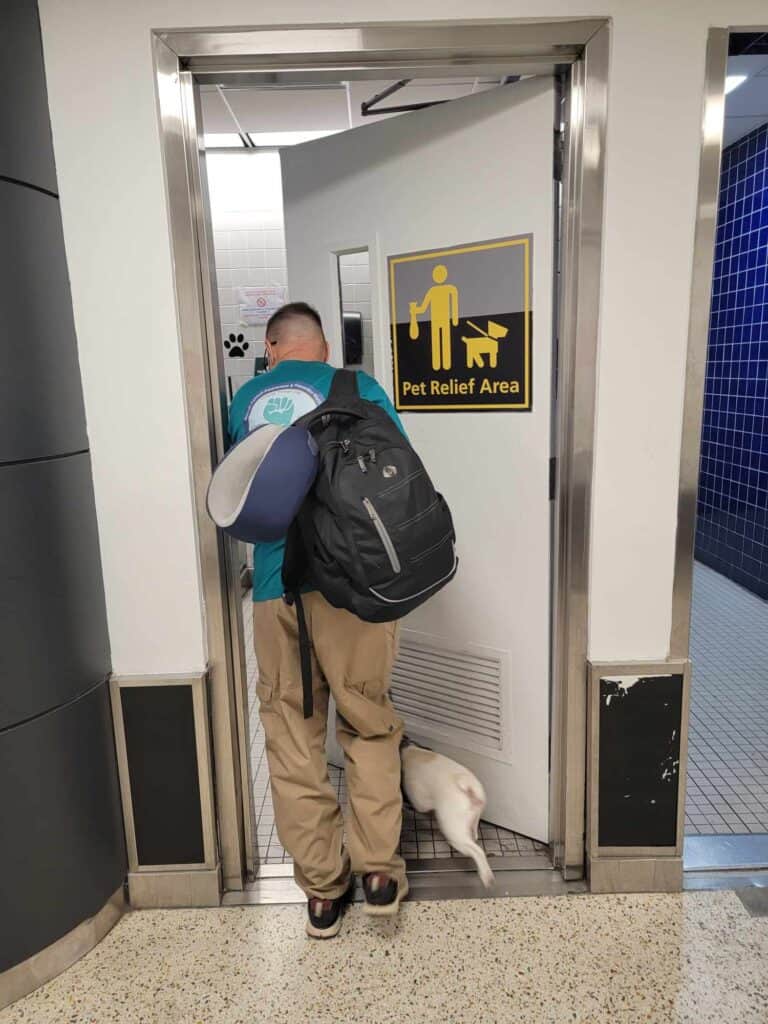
[255,680,274,706]
[335,677,403,740]
[360,678,388,700]
[256,677,288,748]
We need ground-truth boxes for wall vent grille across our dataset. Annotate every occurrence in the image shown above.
[391,634,503,750]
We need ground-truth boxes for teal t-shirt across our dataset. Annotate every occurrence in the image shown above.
[228,360,405,602]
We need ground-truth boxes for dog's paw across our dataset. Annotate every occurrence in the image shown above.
[479,863,495,889]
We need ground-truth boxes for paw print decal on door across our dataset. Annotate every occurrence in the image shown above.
[224,333,249,357]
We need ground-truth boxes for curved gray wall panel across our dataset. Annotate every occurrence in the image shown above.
[0,0,125,987]
[0,180,88,464]
[0,454,110,731]
[0,682,126,973]
[0,0,58,194]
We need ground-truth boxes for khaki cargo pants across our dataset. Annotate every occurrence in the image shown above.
[253,592,406,899]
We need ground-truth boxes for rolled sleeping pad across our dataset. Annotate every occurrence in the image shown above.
[206,423,319,543]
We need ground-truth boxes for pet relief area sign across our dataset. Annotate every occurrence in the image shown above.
[388,235,532,412]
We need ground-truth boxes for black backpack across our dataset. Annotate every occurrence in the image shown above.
[282,369,457,717]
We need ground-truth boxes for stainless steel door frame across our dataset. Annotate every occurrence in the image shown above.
[153,37,249,890]
[550,25,608,879]
[152,20,609,889]
[670,28,731,660]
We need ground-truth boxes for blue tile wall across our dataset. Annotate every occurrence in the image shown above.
[696,122,768,599]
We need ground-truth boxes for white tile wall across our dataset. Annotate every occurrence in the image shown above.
[207,153,288,577]
[207,157,380,377]
[206,152,288,356]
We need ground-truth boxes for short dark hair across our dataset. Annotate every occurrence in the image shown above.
[265,301,323,343]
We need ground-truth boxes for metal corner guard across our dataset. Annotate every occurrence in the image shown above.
[670,27,729,660]
[128,866,221,909]
[0,887,125,1011]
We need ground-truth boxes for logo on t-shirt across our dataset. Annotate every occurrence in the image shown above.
[244,382,323,431]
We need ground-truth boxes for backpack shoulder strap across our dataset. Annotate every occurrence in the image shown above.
[328,368,359,401]
[282,516,309,596]
[281,515,315,719]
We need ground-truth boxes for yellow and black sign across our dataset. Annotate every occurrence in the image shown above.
[388,235,532,412]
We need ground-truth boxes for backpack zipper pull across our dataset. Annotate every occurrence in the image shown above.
[357,455,368,474]
[342,439,351,455]
[368,448,377,464]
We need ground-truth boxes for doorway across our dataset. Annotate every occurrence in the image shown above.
[153,22,607,892]
[684,32,768,864]
[205,72,555,875]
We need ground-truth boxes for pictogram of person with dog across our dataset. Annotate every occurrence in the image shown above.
[408,264,510,371]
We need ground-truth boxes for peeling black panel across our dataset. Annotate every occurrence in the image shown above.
[598,674,683,848]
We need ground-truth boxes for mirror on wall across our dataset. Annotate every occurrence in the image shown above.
[337,250,374,376]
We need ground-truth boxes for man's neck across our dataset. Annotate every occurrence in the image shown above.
[275,350,323,365]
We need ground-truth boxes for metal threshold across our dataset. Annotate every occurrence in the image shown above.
[685,869,768,892]
[684,834,768,873]
[254,853,551,879]
[222,854,586,906]
[223,870,584,906]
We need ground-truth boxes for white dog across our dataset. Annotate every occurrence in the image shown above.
[400,740,495,888]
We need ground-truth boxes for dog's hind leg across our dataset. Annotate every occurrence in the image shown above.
[438,810,495,888]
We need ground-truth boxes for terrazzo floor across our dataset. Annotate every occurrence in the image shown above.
[4,890,768,1023]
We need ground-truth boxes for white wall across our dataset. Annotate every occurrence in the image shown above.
[37,0,768,673]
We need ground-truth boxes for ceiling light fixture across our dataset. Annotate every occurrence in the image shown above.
[247,130,343,147]
[203,133,245,148]
[725,74,748,95]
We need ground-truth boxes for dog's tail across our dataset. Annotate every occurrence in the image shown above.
[450,777,493,886]
[456,837,495,888]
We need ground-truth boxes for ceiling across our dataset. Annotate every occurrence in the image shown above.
[724,55,768,147]
[200,55,768,152]
[199,77,508,146]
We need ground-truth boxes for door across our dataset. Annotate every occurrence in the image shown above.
[281,78,554,841]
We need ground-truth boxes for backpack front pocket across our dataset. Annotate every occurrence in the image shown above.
[362,497,401,574]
